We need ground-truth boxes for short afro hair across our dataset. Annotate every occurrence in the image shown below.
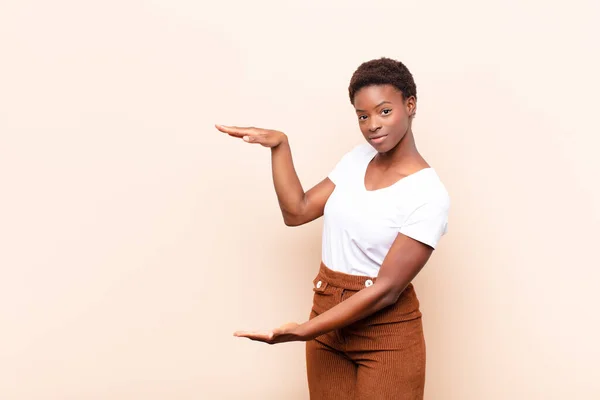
[348,57,417,104]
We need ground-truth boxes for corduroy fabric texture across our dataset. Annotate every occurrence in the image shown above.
[306,262,426,400]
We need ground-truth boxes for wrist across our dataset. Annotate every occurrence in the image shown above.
[292,322,313,341]
[273,132,288,149]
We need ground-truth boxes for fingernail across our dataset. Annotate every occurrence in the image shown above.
[243,136,250,142]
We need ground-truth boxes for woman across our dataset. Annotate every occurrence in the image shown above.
[216,57,450,399]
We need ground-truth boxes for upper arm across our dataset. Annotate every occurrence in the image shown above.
[286,144,361,226]
[375,234,434,301]
[284,177,335,226]
[375,199,450,299]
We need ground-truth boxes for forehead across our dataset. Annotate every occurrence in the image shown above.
[353,84,404,109]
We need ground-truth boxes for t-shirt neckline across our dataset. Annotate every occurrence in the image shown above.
[362,151,433,193]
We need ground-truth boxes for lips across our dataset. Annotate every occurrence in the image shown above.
[369,134,388,143]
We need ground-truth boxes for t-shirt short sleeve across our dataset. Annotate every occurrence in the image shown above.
[328,145,363,185]
[328,152,351,185]
[399,200,449,249]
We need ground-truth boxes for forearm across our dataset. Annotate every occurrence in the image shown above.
[270,137,306,218]
[296,284,398,341]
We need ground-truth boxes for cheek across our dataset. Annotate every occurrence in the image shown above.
[388,113,408,130]
[358,122,369,134]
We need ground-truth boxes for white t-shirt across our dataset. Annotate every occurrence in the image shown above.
[322,143,450,277]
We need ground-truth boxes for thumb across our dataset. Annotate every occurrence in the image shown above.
[244,134,270,146]
[243,135,262,144]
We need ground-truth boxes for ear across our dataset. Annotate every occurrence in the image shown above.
[405,96,417,117]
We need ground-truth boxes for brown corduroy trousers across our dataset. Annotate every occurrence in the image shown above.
[306,263,426,400]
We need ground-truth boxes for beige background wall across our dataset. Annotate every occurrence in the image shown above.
[1,0,599,399]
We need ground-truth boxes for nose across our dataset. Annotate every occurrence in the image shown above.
[367,115,382,132]
[368,121,381,132]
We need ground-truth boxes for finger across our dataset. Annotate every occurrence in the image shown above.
[237,335,268,343]
[242,134,266,144]
[234,330,274,342]
[233,330,265,338]
[224,132,254,141]
[215,125,257,137]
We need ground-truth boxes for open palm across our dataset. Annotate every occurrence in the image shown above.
[216,124,286,148]
[233,322,302,345]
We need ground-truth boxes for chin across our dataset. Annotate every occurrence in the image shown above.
[377,144,394,153]
[369,138,397,153]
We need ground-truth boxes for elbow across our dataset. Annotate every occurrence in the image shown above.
[380,293,399,309]
[282,198,308,227]
[282,212,303,227]
[378,285,404,308]
[283,216,301,227]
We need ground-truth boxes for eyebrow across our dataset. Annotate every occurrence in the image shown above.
[355,101,392,113]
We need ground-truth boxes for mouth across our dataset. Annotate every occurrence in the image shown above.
[369,134,388,144]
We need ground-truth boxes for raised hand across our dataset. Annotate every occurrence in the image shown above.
[216,125,287,148]
[233,322,304,345]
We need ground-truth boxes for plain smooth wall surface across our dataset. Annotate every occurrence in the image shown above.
[1,1,599,399]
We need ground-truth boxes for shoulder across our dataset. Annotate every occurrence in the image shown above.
[353,142,376,156]
[411,169,451,211]
[331,142,374,171]
[399,170,450,244]
[328,142,374,184]
[341,142,376,161]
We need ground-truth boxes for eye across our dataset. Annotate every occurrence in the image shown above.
[382,109,392,115]
[358,115,368,121]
